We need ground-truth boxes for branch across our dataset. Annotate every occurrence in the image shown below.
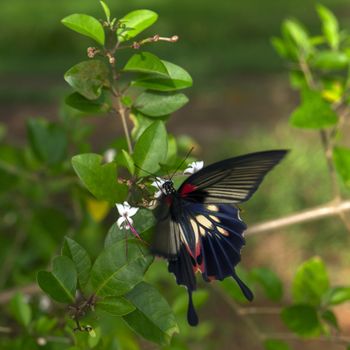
[0,283,40,304]
[246,200,350,236]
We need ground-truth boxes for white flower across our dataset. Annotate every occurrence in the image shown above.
[151,177,166,198]
[184,161,204,175]
[104,149,117,163]
[116,201,139,230]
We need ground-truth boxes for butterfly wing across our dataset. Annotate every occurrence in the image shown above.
[178,150,288,204]
[152,150,288,326]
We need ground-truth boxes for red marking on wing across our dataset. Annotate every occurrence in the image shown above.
[180,184,197,197]
[165,196,173,206]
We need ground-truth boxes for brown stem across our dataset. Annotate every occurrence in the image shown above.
[112,93,133,154]
[246,200,350,235]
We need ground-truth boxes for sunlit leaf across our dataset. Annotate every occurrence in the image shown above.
[133,121,168,176]
[323,286,350,306]
[86,198,110,222]
[61,14,105,45]
[9,293,32,328]
[71,153,128,203]
[292,257,329,306]
[117,10,158,43]
[290,89,338,129]
[124,282,179,345]
[317,4,339,50]
[134,91,189,117]
[311,51,348,70]
[64,60,110,100]
[333,146,350,188]
[132,61,193,91]
[123,52,169,76]
[100,1,110,22]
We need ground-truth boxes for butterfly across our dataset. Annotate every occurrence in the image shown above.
[150,150,288,326]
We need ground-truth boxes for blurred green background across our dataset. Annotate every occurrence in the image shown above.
[2,1,350,349]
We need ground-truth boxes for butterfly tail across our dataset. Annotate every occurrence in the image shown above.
[232,270,254,301]
[168,244,199,326]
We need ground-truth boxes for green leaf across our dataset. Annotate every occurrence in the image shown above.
[333,146,350,188]
[133,121,168,176]
[264,339,291,350]
[250,267,283,301]
[65,92,111,114]
[282,19,312,56]
[134,91,189,117]
[271,37,290,59]
[62,237,92,290]
[64,60,110,100]
[292,257,329,306]
[131,112,169,141]
[123,282,179,345]
[90,241,153,297]
[166,134,178,165]
[323,286,350,305]
[116,149,135,175]
[311,51,348,70]
[27,118,67,166]
[96,296,135,316]
[321,309,339,330]
[317,4,339,50]
[37,256,77,303]
[61,14,105,45]
[104,209,156,247]
[281,304,322,337]
[9,293,32,328]
[132,61,193,91]
[123,52,169,76]
[290,89,338,129]
[100,1,110,22]
[71,153,128,203]
[117,10,158,43]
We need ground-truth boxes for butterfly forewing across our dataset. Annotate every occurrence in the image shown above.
[179,150,288,204]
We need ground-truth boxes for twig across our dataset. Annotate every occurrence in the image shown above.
[0,283,40,304]
[112,94,133,154]
[246,200,350,235]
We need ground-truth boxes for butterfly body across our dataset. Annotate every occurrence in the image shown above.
[151,150,288,326]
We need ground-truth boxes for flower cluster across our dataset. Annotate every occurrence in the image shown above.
[115,160,204,237]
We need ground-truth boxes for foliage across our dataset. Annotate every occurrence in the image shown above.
[2,2,350,350]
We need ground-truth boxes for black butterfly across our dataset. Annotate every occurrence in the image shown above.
[151,150,288,326]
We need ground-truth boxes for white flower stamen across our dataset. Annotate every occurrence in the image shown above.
[184,161,204,175]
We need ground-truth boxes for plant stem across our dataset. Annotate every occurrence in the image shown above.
[246,199,350,235]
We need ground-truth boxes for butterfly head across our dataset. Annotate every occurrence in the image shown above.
[162,180,176,195]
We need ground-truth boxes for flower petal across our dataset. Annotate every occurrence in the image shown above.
[117,216,126,229]
[116,203,125,215]
[127,207,139,217]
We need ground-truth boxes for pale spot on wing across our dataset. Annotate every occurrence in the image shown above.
[190,219,200,244]
[195,215,213,229]
[207,205,219,212]
[217,226,229,236]
[209,215,220,223]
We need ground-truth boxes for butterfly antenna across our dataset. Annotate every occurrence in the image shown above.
[170,147,194,180]
[134,164,158,178]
